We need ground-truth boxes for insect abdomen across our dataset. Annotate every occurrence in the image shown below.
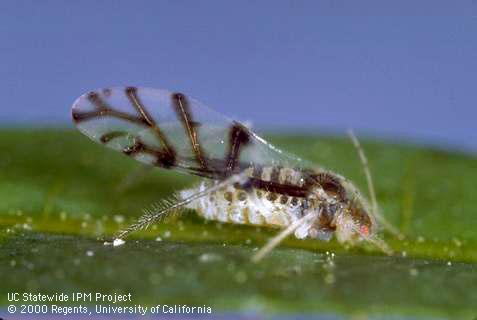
[181,166,306,228]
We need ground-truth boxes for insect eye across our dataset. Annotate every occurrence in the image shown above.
[360,225,370,236]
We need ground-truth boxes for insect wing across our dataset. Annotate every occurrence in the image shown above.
[71,87,307,179]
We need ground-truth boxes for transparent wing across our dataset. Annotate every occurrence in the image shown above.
[71,86,310,179]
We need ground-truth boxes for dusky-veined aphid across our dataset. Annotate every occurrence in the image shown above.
[71,87,399,261]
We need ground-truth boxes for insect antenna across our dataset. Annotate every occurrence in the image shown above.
[251,209,320,263]
[347,129,404,240]
[115,172,250,240]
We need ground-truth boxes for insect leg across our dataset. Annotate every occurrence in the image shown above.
[115,171,250,240]
[251,209,320,263]
[347,129,404,239]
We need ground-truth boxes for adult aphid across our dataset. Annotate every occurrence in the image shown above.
[71,87,399,261]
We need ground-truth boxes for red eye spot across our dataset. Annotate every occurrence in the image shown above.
[360,225,369,236]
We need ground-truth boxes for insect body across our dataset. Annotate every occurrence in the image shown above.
[71,87,393,260]
[181,165,373,244]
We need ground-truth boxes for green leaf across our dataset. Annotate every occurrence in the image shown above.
[0,129,475,318]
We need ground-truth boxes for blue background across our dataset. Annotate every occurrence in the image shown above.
[1,1,476,151]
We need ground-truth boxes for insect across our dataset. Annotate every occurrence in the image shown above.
[71,87,399,261]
